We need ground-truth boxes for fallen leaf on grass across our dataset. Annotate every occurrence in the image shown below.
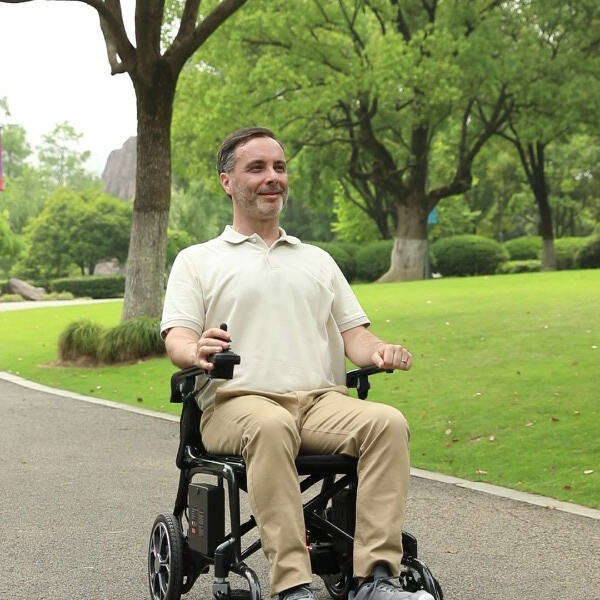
[137,397,143,403]
[563,484,572,490]
[550,416,559,422]
[584,469,594,475]
[488,435,496,442]
[525,422,535,427]
[445,428,452,435]
[476,469,488,475]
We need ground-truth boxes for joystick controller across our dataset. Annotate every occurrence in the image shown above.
[208,323,240,380]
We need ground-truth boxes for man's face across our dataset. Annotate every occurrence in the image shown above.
[220,136,289,224]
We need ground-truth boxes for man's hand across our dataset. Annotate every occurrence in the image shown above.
[164,326,230,370]
[195,327,231,371]
[342,325,413,371]
[371,343,412,371]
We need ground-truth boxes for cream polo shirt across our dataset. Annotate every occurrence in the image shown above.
[161,226,370,409]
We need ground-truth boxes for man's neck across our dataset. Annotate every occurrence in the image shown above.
[232,220,281,246]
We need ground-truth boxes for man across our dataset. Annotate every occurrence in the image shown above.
[161,127,432,600]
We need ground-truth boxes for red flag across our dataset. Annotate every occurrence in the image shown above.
[0,127,4,192]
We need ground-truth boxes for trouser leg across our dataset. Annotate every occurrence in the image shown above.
[299,389,410,579]
[201,392,312,596]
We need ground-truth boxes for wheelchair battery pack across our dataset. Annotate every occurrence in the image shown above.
[188,483,225,556]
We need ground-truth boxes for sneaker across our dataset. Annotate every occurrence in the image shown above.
[278,584,316,600]
[349,576,435,600]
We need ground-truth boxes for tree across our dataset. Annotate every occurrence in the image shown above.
[19,188,131,279]
[1,0,248,318]
[173,1,527,280]
[37,121,98,189]
[495,0,600,269]
[0,124,31,179]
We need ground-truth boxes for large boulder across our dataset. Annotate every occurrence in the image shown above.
[2,278,46,301]
[102,136,136,200]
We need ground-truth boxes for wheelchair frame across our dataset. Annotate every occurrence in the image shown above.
[148,366,443,600]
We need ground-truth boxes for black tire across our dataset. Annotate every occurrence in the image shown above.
[148,513,185,600]
[322,567,353,600]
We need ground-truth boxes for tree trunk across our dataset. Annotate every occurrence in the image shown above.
[529,143,556,271]
[537,194,557,271]
[121,77,175,321]
[378,202,428,281]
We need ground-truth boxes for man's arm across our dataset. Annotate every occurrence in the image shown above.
[341,325,413,371]
[164,326,231,371]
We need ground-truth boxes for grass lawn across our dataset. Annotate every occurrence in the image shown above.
[1,270,598,508]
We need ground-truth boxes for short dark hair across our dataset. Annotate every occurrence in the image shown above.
[217,126,284,173]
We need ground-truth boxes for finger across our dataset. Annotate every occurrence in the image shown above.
[398,350,412,370]
[202,327,231,342]
[196,343,226,369]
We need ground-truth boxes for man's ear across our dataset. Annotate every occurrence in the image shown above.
[220,171,232,196]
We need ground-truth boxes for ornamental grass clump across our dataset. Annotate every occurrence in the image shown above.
[58,319,105,363]
[96,316,164,363]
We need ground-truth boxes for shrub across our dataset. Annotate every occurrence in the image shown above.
[431,235,508,277]
[0,293,27,302]
[504,236,542,260]
[58,319,105,362]
[50,275,125,298]
[42,291,76,300]
[309,241,357,281]
[576,235,600,269]
[553,237,589,270]
[354,240,394,282]
[497,260,541,274]
[97,316,164,363]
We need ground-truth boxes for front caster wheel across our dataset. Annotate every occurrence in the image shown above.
[148,513,184,600]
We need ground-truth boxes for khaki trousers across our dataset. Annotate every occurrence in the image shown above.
[200,386,410,596]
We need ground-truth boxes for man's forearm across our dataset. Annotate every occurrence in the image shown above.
[342,325,413,371]
[164,328,200,369]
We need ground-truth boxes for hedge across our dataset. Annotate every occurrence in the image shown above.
[431,235,508,277]
[504,236,542,260]
[576,235,600,269]
[50,275,125,298]
[354,240,394,282]
[497,260,541,274]
[554,237,589,270]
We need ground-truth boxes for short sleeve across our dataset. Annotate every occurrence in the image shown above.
[328,256,370,332]
[160,249,206,337]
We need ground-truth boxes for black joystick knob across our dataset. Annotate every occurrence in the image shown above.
[208,323,241,380]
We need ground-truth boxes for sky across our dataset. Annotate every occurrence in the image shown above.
[0,1,137,174]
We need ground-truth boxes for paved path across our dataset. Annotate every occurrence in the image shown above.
[0,298,121,311]
[1,378,599,600]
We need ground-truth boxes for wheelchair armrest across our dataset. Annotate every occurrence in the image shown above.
[346,365,393,400]
[170,366,205,403]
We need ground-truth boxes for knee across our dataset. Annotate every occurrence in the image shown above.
[371,404,410,447]
[243,411,300,454]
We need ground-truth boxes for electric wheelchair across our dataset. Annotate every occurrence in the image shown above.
[148,340,443,600]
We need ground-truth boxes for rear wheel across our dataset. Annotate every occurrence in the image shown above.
[148,513,184,600]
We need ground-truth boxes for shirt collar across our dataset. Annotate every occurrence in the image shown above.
[220,225,300,246]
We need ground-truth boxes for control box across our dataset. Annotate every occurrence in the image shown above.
[188,482,225,555]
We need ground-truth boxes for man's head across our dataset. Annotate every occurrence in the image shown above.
[217,126,285,174]
[217,127,289,228]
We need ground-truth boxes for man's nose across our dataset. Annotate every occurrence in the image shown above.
[265,165,281,181]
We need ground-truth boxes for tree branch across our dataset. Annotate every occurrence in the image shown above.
[167,0,248,73]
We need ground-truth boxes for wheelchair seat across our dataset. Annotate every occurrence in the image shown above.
[148,365,443,600]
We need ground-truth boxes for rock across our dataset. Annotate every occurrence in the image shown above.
[2,278,46,301]
[93,258,125,275]
[102,136,137,200]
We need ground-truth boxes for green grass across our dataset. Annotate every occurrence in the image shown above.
[1,270,598,508]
